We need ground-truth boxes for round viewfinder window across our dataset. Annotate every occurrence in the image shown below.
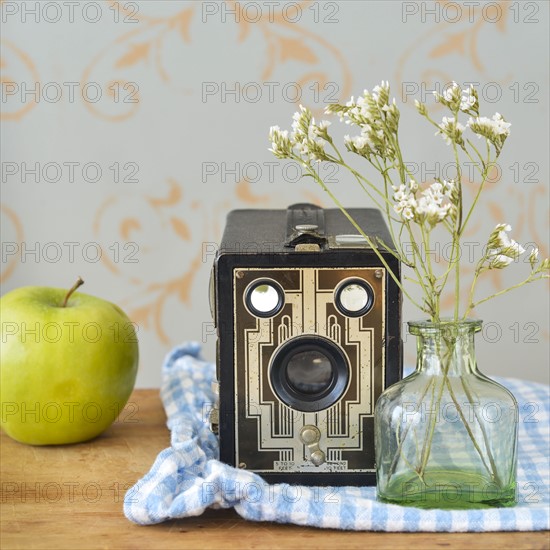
[335,279,374,317]
[245,280,284,317]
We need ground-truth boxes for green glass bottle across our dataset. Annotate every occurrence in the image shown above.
[375,320,518,509]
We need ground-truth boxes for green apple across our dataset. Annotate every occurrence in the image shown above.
[0,278,139,445]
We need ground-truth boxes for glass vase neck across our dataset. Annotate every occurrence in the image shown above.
[408,319,482,376]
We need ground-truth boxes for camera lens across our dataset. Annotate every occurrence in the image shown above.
[269,336,349,412]
[245,279,284,318]
[335,278,374,317]
[286,350,333,394]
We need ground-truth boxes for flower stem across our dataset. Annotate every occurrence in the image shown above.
[443,377,494,480]
[460,148,496,239]
[386,376,435,482]
[459,375,502,486]
[452,142,462,321]
[469,273,549,312]
[417,345,450,477]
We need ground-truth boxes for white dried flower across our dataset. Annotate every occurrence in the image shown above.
[433,81,463,111]
[468,113,511,153]
[392,181,418,222]
[469,113,511,137]
[442,81,460,103]
[442,179,455,196]
[491,113,511,136]
[436,116,465,146]
[460,86,477,112]
[485,224,525,268]
[416,199,452,226]
[372,80,390,102]
[414,99,427,116]
[270,106,332,162]
[291,104,313,143]
[529,247,539,267]
[268,125,292,158]
[492,225,524,258]
[415,182,452,226]
[402,206,415,220]
[495,226,512,248]
[503,240,526,260]
[392,179,453,226]
[489,254,514,269]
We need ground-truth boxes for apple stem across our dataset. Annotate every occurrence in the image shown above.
[62,277,84,307]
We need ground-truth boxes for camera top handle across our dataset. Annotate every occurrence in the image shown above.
[284,203,327,249]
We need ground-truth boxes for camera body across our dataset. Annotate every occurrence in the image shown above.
[209,203,402,486]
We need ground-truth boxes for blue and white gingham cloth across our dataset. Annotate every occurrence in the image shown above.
[124,342,550,531]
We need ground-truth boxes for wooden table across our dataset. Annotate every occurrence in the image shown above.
[1,390,548,550]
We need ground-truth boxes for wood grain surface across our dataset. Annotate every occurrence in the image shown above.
[1,389,548,550]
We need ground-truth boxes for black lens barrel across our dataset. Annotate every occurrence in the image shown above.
[269,336,349,412]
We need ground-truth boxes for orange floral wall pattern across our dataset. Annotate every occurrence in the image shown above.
[2,1,548,385]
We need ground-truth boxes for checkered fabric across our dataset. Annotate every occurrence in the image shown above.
[124,343,550,531]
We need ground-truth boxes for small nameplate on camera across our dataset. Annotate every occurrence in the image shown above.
[273,460,349,472]
[328,235,373,249]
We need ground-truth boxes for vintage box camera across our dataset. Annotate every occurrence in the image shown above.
[209,203,402,486]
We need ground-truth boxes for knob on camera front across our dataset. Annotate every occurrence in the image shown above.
[299,425,326,466]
